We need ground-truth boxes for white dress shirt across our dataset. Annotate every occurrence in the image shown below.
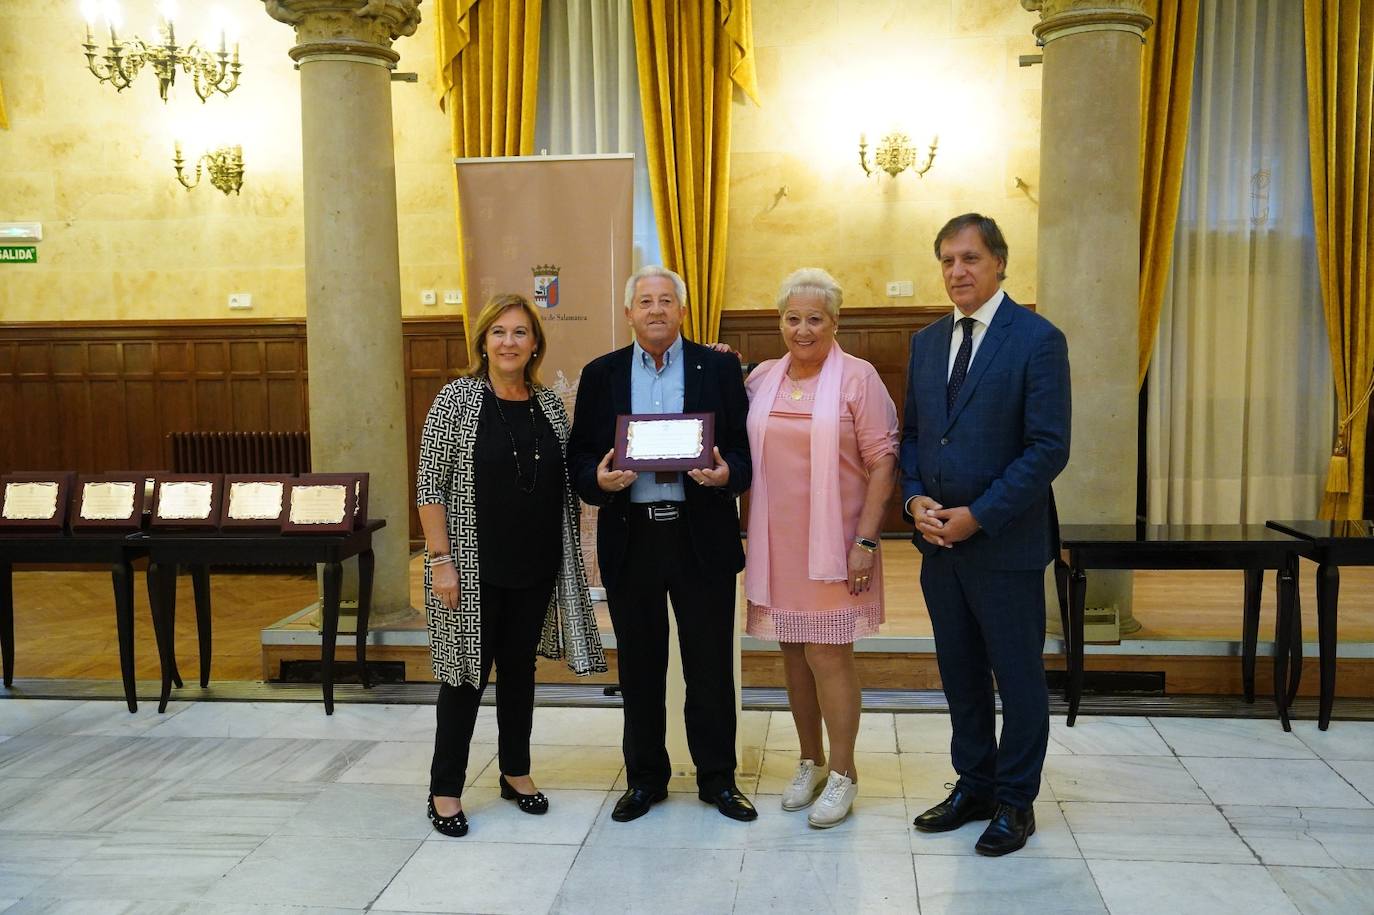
[946,289,1006,381]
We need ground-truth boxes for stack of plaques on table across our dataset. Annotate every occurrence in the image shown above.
[0,472,370,535]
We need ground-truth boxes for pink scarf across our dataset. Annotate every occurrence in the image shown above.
[745,341,848,607]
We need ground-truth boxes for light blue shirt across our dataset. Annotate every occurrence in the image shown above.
[629,335,686,503]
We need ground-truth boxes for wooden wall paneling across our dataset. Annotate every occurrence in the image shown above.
[230,377,266,429]
[55,379,92,471]
[0,312,952,535]
[402,319,467,541]
[124,380,159,469]
[89,378,130,468]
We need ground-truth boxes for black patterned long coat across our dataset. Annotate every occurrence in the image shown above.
[416,375,607,688]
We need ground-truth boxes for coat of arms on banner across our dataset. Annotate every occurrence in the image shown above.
[533,264,560,309]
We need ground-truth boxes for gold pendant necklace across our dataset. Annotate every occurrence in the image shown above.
[787,378,804,400]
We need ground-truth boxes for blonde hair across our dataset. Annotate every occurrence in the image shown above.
[465,293,547,386]
[776,267,842,319]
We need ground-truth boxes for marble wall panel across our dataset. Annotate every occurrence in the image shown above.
[0,0,460,322]
[724,0,1043,309]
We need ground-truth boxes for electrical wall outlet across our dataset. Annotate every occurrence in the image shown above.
[443,289,462,305]
[421,290,437,305]
[885,281,914,297]
[228,293,252,310]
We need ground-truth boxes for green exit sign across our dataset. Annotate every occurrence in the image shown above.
[0,246,37,264]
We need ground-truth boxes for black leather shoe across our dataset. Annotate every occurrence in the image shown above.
[699,785,758,822]
[612,786,668,822]
[913,785,998,832]
[427,793,469,837]
[499,774,549,815]
[975,803,1036,856]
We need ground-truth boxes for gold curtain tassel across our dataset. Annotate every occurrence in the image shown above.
[1325,453,1350,494]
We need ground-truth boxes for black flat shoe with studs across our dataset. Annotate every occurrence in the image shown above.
[427,793,469,837]
[499,774,550,815]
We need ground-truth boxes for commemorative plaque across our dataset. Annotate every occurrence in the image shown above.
[0,472,74,531]
[220,475,290,529]
[150,474,223,530]
[613,412,716,473]
[107,471,164,515]
[71,474,147,532]
[282,474,366,534]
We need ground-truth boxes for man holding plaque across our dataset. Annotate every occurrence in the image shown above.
[568,265,756,823]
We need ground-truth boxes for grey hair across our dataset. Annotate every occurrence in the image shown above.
[624,265,688,310]
[775,267,842,319]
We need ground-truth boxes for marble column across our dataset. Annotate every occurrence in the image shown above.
[1025,0,1152,636]
[263,0,422,626]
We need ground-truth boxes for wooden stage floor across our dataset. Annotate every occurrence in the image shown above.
[7,542,1374,692]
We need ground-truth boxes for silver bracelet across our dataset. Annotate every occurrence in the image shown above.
[427,554,455,567]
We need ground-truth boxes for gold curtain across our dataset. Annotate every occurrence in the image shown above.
[1137,0,1199,387]
[632,0,759,343]
[434,0,541,157]
[1306,0,1374,519]
[0,77,9,130]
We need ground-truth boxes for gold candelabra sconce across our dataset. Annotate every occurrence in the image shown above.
[859,131,939,179]
[80,0,241,102]
[174,142,244,196]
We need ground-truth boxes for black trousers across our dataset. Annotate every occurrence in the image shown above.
[429,579,553,797]
[607,510,738,793]
[920,550,1050,810]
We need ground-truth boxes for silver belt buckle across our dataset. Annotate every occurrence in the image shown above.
[647,503,680,522]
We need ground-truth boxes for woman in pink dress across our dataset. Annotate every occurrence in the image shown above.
[745,267,899,828]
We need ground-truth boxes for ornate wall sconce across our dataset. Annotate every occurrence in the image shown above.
[80,0,241,102]
[859,131,939,179]
[174,142,244,195]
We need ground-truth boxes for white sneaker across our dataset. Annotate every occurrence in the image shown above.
[781,758,828,811]
[807,771,857,828]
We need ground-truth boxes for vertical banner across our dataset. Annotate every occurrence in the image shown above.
[454,154,635,591]
[454,154,634,396]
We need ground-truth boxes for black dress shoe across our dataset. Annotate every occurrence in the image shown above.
[699,785,758,822]
[499,774,549,815]
[913,785,998,832]
[427,793,469,837]
[612,786,668,822]
[975,803,1036,856]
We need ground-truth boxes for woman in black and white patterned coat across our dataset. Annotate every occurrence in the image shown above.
[416,292,606,837]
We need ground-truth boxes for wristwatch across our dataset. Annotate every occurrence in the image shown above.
[854,536,878,552]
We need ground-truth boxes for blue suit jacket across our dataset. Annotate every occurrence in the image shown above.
[899,296,1071,570]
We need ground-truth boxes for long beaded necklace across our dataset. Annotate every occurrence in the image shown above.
[487,380,540,494]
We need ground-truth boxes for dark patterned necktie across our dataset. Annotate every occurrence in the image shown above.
[947,317,977,411]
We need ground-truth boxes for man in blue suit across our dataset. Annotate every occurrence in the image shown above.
[900,214,1071,856]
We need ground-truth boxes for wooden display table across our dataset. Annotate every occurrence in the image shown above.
[1267,519,1374,730]
[1057,524,1310,730]
[135,519,384,714]
[0,532,150,711]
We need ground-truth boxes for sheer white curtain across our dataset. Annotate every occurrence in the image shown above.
[535,0,660,269]
[1146,0,1332,524]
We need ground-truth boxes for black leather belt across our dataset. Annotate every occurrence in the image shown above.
[635,501,683,522]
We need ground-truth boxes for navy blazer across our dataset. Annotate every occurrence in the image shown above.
[566,339,752,591]
[899,296,1071,571]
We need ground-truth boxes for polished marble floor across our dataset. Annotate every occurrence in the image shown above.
[0,699,1371,914]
